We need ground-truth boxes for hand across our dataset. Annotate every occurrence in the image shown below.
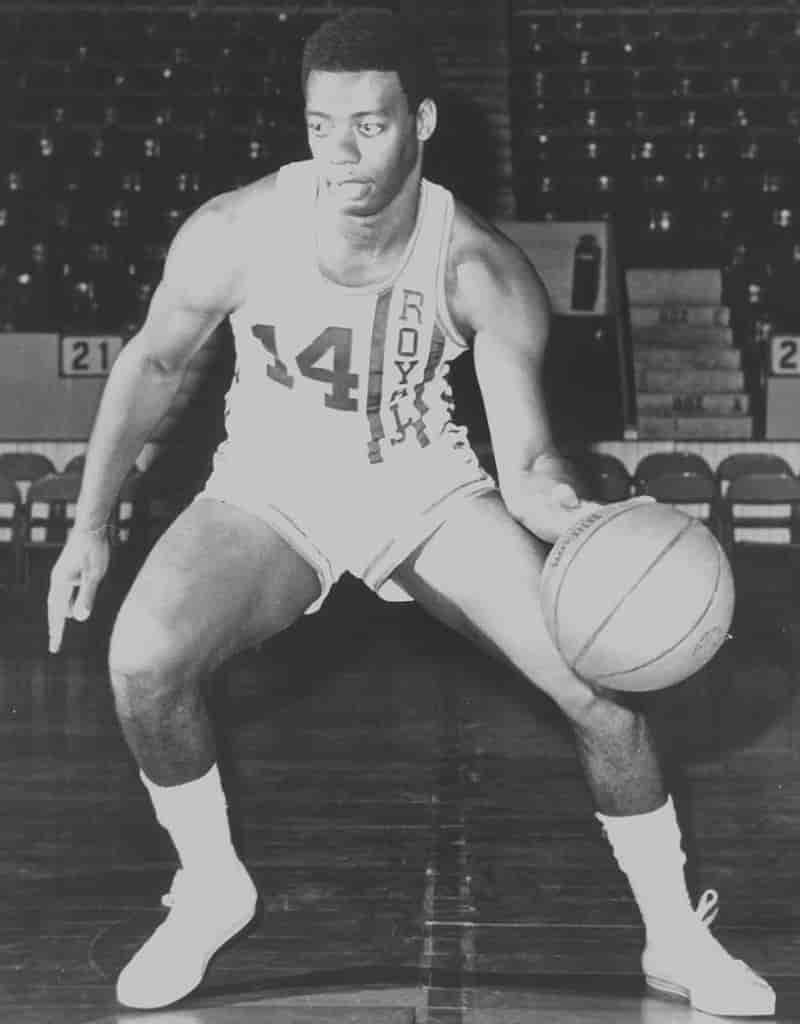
[47,527,111,653]
[504,475,600,544]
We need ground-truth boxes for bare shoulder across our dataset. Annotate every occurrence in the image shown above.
[161,172,280,314]
[445,201,550,343]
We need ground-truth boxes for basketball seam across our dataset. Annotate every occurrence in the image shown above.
[551,502,653,650]
[571,514,696,674]
[590,529,725,681]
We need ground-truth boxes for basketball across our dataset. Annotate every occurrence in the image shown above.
[540,499,735,692]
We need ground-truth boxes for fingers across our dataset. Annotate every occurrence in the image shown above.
[553,483,602,520]
[47,565,101,652]
[47,575,73,654]
[552,482,603,516]
[551,481,580,508]
[73,570,101,623]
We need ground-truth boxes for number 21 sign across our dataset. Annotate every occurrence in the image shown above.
[59,335,124,378]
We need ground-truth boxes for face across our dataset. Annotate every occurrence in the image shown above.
[304,69,436,215]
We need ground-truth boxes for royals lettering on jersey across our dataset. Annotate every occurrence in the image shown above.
[226,161,468,466]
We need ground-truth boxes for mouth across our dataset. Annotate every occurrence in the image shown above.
[332,179,367,187]
[326,175,370,187]
[325,179,373,204]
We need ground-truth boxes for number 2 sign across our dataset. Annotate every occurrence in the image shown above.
[770,334,800,376]
[59,335,124,378]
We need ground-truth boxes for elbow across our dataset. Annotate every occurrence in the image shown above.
[117,336,186,385]
[495,468,525,521]
[143,353,186,383]
[500,489,525,524]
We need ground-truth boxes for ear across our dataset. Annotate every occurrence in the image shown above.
[416,98,437,142]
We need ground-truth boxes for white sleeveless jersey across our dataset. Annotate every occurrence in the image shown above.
[224,160,473,476]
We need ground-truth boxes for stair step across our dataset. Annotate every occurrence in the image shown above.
[629,304,730,328]
[637,392,750,415]
[627,267,722,306]
[638,415,753,440]
[636,368,744,392]
[634,346,741,370]
[632,324,734,346]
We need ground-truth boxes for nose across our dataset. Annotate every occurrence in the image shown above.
[326,124,360,163]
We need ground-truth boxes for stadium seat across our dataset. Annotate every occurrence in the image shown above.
[20,468,137,583]
[715,452,795,497]
[636,468,718,530]
[22,471,82,583]
[720,471,800,551]
[634,451,714,491]
[570,451,632,503]
[0,452,57,501]
[0,474,23,586]
[115,470,140,545]
[7,4,800,326]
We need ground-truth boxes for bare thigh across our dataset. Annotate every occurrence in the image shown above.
[111,496,322,676]
[391,491,601,716]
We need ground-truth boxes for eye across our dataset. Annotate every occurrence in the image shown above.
[307,118,328,137]
[358,121,385,137]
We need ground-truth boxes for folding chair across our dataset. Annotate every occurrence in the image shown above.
[720,471,800,552]
[715,452,794,498]
[63,454,86,475]
[634,452,718,526]
[115,470,140,545]
[0,474,23,587]
[569,451,632,503]
[22,471,82,585]
[0,452,56,502]
[636,469,719,533]
[634,451,714,491]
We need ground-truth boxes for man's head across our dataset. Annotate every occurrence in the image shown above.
[301,12,439,213]
[301,11,439,114]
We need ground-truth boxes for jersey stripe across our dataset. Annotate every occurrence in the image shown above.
[410,320,448,447]
[366,290,393,464]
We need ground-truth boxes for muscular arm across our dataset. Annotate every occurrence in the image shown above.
[453,225,588,540]
[73,201,243,530]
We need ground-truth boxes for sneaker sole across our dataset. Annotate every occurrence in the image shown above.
[645,972,776,1017]
[645,973,691,1003]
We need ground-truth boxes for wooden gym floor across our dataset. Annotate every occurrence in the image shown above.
[1,546,799,1024]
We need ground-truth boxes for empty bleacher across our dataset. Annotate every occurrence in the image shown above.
[1,4,324,334]
[510,3,800,270]
[510,2,800,447]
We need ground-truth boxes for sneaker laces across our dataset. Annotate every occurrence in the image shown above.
[691,889,763,978]
[694,889,720,929]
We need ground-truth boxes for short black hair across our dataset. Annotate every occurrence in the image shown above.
[301,11,439,112]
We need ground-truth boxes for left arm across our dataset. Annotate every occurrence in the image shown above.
[454,232,594,543]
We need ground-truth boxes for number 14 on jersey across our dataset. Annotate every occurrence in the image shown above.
[251,323,360,411]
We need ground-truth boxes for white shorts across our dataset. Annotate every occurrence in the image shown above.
[196,433,498,613]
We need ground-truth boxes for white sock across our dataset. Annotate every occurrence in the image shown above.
[140,763,242,877]
[596,796,697,948]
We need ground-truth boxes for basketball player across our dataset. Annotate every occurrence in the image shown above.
[46,12,775,1016]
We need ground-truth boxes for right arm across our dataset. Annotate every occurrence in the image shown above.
[74,202,243,530]
[48,197,245,651]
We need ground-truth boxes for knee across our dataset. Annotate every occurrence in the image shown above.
[556,677,637,737]
[566,685,642,746]
[108,600,195,714]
